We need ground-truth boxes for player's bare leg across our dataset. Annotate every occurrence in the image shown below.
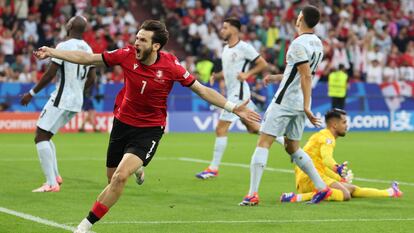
[196,120,231,179]
[75,153,143,233]
[106,167,116,184]
[241,118,260,134]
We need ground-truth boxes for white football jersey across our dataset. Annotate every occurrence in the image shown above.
[221,40,259,101]
[274,33,323,111]
[50,39,93,112]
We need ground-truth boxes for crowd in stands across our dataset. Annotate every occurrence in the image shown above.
[0,0,135,83]
[2,0,414,98]
[156,0,414,88]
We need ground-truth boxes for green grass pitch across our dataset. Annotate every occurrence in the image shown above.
[0,132,413,233]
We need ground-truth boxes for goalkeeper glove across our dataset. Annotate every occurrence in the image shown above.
[340,169,354,183]
[335,161,348,177]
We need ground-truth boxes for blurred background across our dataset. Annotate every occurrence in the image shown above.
[0,0,413,133]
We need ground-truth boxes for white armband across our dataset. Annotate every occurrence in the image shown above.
[224,101,236,112]
[29,89,37,96]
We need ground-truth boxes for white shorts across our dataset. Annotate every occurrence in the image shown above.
[219,99,258,122]
[260,103,306,141]
[37,98,77,134]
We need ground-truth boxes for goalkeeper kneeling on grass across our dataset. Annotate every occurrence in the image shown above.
[280,108,403,203]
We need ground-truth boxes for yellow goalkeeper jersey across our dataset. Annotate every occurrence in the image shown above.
[295,129,342,184]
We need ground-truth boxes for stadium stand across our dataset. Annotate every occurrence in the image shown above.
[0,0,414,132]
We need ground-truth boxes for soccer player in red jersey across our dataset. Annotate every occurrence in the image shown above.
[34,20,260,233]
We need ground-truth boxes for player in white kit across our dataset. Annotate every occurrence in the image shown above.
[20,16,96,192]
[239,5,332,205]
[195,18,268,179]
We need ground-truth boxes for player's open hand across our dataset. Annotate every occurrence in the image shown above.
[20,93,33,106]
[33,46,52,60]
[304,108,322,127]
[336,161,349,177]
[233,99,261,123]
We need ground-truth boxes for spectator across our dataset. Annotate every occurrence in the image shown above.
[250,79,266,111]
[399,61,414,82]
[331,42,350,70]
[17,66,33,83]
[328,64,348,110]
[188,16,208,55]
[109,65,124,83]
[195,51,214,84]
[202,23,222,57]
[367,44,386,66]
[366,59,383,84]
[181,56,196,74]
[393,27,410,53]
[0,29,15,64]
[383,60,400,82]
[23,14,39,43]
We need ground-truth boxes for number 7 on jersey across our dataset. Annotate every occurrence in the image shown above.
[140,80,147,94]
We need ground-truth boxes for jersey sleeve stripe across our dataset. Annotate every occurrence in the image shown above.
[184,79,196,87]
[275,64,298,104]
[51,61,61,66]
[53,61,65,107]
[101,53,110,67]
[295,60,309,66]
[251,55,260,63]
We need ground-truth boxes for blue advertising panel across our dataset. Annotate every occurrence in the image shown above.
[167,111,414,132]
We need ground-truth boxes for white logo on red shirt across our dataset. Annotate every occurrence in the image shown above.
[156,70,163,78]
[183,71,190,79]
[134,63,139,70]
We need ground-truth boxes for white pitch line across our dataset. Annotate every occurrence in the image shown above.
[2,156,414,186]
[179,157,414,187]
[85,218,414,225]
[0,206,86,232]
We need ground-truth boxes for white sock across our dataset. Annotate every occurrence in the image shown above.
[248,147,269,196]
[275,136,285,146]
[36,141,57,186]
[77,218,93,231]
[49,140,60,177]
[209,137,227,170]
[291,148,326,190]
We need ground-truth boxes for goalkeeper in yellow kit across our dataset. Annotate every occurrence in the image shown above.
[280,108,403,203]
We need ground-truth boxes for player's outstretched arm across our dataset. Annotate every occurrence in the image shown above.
[20,62,59,106]
[263,74,283,86]
[298,62,321,127]
[34,46,105,66]
[237,56,268,81]
[189,80,261,123]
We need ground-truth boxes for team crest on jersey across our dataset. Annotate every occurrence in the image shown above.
[134,63,139,70]
[326,138,333,144]
[231,52,237,62]
[154,70,165,83]
[156,70,163,78]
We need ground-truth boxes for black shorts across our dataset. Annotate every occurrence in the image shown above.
[106,118,164,167]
